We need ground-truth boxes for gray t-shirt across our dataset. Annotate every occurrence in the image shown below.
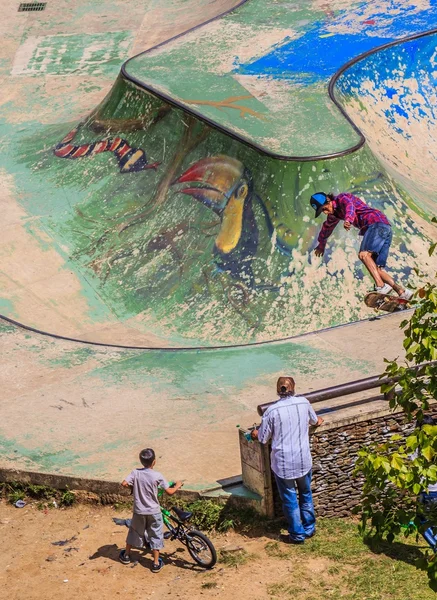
[125,468,169,515]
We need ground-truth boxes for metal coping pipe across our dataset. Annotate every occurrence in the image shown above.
[257,361,436,416]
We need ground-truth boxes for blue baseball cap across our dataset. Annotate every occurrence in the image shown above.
[310,192,328,217]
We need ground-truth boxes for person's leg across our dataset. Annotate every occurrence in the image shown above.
[377,268,404,295]
[358,251,385,287]
[275,474,306,541]
[373,226,408,295]
[359,224,393,290]
[120,514,147,563]
[419,493,437,550]
[295,470,316,537]
[147,513,165,571]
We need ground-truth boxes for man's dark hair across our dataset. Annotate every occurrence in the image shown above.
[416,414,436,428]
[326,193,335,201]
[139,448,155,468]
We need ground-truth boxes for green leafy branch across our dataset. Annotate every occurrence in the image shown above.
[354,224,437,588]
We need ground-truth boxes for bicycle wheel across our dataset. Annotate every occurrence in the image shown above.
[185,530,217,568]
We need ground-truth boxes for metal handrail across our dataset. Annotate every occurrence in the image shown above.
[257,361,436,416]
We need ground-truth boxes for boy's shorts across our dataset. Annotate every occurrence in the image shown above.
[359,223,392,268]
[126,513,164,550]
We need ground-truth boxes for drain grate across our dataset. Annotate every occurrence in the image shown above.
[18,2,46,11]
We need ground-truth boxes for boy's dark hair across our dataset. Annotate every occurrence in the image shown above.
[139,448,155,468]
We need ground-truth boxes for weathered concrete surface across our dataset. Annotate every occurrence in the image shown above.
[2,0,436,347]
[0,313,409,488]
[0,0,435,488]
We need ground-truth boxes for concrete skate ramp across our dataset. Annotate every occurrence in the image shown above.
[1,0,437,349]
[334,31,437,214]
[1,0,437,489]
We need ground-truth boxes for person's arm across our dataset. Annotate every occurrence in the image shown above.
[164,480,184,496]
[121,471,135,488]
[309,404,323,427]
[315,215,340,255]
[341,194,356,230]
[253,413,273,444]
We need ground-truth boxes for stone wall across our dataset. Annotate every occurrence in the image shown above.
[243,404,437,519]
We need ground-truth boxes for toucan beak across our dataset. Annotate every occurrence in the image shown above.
[174,156,244,211]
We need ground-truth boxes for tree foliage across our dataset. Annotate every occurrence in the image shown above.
[354,223,437,587]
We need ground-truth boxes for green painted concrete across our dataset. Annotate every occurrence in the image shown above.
[1,0,436,487]
[3,99,435,345]
[125,1,361,157]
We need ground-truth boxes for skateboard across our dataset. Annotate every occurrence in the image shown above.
[364,292,410,313]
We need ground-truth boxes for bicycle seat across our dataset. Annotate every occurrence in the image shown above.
[172,507,192,521]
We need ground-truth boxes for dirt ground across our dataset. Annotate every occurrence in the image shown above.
[0,502,331,600]
[0,501,434,600]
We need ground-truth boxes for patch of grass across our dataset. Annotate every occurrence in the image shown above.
[26,484,56,500]
[8,489,26,505]
[201,582,217,589]
[1,481,76,507]
[264,541,291,560]
[298,518,367,562]
[267,582,293,597]
[161,496,266,532]
[59,488,75,507]
[219,548,257,567]
[327,564,342,575]
[265,533,436,600]
[184,499,223,531]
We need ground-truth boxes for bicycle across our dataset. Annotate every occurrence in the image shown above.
[160,503,217,568]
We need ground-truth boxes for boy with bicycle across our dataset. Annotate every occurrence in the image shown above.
[119,448,183,572]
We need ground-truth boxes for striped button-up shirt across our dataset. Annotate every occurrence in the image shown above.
[258,395,318,480]
[317,193,390,250]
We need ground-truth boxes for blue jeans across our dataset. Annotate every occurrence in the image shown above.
[419,491,437,550]
[275,470,315,541]
[359,223,392,268]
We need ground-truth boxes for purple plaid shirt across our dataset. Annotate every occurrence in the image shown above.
[317,193,390,251]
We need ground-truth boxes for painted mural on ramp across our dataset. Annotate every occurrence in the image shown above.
[1,0,436,348]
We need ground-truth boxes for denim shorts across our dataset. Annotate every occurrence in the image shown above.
[359,223,392,268]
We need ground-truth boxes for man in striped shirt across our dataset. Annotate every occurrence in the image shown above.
[252,377,323,544]
[310,192,413,300]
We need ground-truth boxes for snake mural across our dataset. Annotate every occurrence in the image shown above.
[54,125,160,173]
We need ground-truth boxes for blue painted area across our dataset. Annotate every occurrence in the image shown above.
[237,27,393,84]
[336,34,437,140]
[235,1,437,84]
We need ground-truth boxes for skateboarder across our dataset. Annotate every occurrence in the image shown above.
[310,192,413,300]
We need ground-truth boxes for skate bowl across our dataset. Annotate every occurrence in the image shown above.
[1,0,437,486]
[1,0,437,348]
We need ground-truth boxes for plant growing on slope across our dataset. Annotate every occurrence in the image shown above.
[354,224,437,588]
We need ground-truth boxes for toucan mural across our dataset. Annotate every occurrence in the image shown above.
[174,155,294,287]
